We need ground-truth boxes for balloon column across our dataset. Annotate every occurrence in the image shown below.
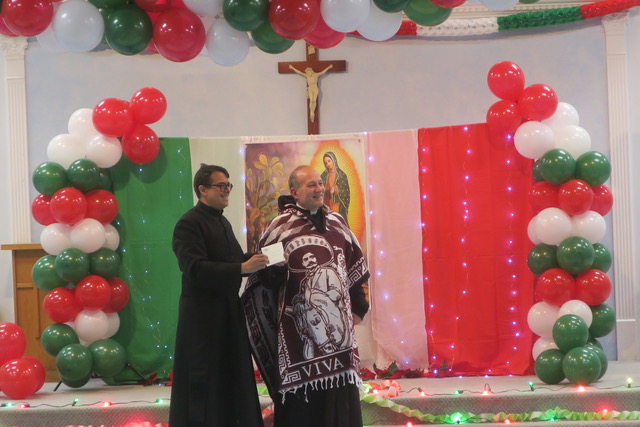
[0,322,46,399]
[30,87,166,387]
[0,0,537,64]
[487,61,615,386]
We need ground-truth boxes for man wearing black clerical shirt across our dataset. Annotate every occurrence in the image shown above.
[170,164,268,427]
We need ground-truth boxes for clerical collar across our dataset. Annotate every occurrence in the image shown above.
[297,203,318,215]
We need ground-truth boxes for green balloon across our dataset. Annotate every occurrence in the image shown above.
[535,349,565,384]
[68,158,101,193]
[55,248,90,283]
[532,159,544,182]
[373,0,410,13]
[556,236,594,275]
[527,243,558,275]
[89,339,128,377]
[553,314,589,353]
[42,323,80,357]
[251,21,294,54]
[591,243,612,272]
[587,335,603,349]
[223,0,268,32]
[540,148,576,185]
[61,371,92,388]
[56,343,93,381]
[519,0,540,3]
[88,0,127,11]
[89,248,121,279]
[404,0,451,26]
[562,346,601,385]
[95,168,113,191]
[575,151,611,187]
[584,345,608,380]
[33,162,68,196]
[105,4,153,56]
[589,304,616,338]
[32,255,67,292]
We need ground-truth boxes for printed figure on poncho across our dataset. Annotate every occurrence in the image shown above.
[286,242,352,360]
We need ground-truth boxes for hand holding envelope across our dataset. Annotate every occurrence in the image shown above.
[261,242,286,266]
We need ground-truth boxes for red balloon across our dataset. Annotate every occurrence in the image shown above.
[269,0,319,40]
[487,61,525,101]
[558,179,594,216]
[0,323,26,366]
[21,355,46,392]
[75,275,112,310]
[104,277,131,313]
[130,87,167,124]
[43,288,81,323]
[535,268,575,306]
[85,189,119,224]
[430,0,465,6]
[486,100,522,140]
[134,0,171,12]
[518,84,558,121]
[304,13,345,49]
[153,8,205,62]
[122,123,161,164]
[529,181,559,213]
[93,98,135,138]
[32,193,56,226]
[2,0,53,37]
[50,187,87,225]
[591,184,613,216]
[575,269,611,306]
[0,14,19,37]
[0,358,41,399]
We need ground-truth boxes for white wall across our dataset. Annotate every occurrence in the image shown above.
[2,8,638,359]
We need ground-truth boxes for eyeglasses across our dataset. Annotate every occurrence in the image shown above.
[205,183,234,191]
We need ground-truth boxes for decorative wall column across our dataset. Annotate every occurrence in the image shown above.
[0,37,31,243]
[602,13,637,360]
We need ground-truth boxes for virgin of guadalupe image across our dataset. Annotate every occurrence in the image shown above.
[321,151,351,224]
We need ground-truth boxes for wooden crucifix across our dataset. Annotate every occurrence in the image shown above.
[278,44,347,135]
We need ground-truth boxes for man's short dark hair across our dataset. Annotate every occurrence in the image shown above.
[194,163,229,199]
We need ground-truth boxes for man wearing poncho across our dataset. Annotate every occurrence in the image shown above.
[243,165,370,427]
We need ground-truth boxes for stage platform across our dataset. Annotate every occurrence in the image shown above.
[1,362,640,426]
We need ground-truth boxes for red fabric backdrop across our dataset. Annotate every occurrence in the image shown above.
[418,124,536,376]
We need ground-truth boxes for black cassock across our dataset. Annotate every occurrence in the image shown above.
[170,201,263,427]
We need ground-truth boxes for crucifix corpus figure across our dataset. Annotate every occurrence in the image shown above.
[288,64,333,124]
[278,44,347,135]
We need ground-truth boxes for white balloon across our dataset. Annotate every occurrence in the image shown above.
[104,312,121,339]
[559,299,593,327]
[513,121,555,159]
[71,218,106,253]
[527,216,541,244]
[40,223,73,255]
[572,210,606,244]
[554,125,591,159]
[184,0,222,17]
[357,1,402,42]
[74,309,109,344]
[527,301,559,339]
[534,207,573,245]
[532,336,559,361]
[47,133,85,169]
[36,21,66,52]
[543,102,580,129]
[321,0,370,33]
[103,224,120,250]
[68,108,100,142]
[479,0,518,12]
[86,134,123,168]
[52,0,104,52]
[206,19,250,67]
